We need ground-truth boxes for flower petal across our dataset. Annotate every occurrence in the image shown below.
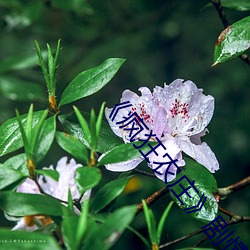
[148,135,185,182]
[178,138,219,173]
[154,79,214,137]
[16,178,40,194]
[105,88,167,142]
[105,156,144,172]
[39,157,82,201]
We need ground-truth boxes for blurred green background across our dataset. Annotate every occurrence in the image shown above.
[0,0,249,249]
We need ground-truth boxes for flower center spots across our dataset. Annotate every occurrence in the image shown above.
[131,103,153,124]
[170,99,190,122]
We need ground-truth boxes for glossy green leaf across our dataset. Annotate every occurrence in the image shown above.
[59,113,123,153]
[213,16,250,65]
[62,201,89,250]
[142,200,157,245]
[0,164,27,190]
[0,111,44,157]
[0,76,46,102]
[73,106,91,147]
[89,108,97,150]
[30,109,49,158]
[0,192,65,216]
[75,167,102,194]
[96,102,106,140]
[221,0,250,11]
[62,215,80,250]
[36,169,59,181]
[0,228,60,250]
[59,58,125,106]
[168,158,218,223]
[83,205,137,250]
[91,176,132,213]
[157,201,174,244]
[75,200,89,247]
[97,141,156,166]
[36,116,56,162]
[56,131,89,165]
[127,226,151,248]
[4,154,28,175]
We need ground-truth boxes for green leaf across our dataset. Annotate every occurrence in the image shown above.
[97,141,156,166]
[35,40,50,90]
[59,58,125,106]
[62,215,80,250]
[157,201,174,244]
[56,131,89,165]
[168,158,218,223]
[0,111,44,157]
[221,0,250,11]
[127,226,151,248]
[36,169,59,181]
[83,205,137,250]
[0,76,46,102]
[0,164,27,190]
[76,200,89,248]
[4,154,28,175]
[91,176,132,213]
[30,109,48,158]
[142,200,157,245]
[0,228,60,250]
[59,112,123,153]
[96,102,106,140]
[73,106,91,147]
[62,201,89,250]
[89,108,97,150]
[36,116,56,162]
[213,16,250,65]
[0,192,65,216]
[75,167,102,194]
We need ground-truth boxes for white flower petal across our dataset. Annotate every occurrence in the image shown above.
[148,136,185,182]
[154,79,214,136]
[178,138,219,173]
[39,157,82,201]
[105,156,144,172]
[16,178,40,194]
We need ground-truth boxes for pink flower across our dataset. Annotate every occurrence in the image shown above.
[11,157,90,231]
[104,79,219,182]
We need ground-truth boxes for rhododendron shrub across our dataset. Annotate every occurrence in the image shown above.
[0,8,249,248]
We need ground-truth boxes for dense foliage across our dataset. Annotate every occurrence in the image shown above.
[0,0,249,249]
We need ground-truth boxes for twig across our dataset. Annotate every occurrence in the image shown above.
[134,169,155,177]
[33,177,68,204]
[192,234,209,247]
[211,0,230,27]
[159,214,250,249]
[136,186,169,215]
[218,206,234,218]
[159,227,207,249]
[218,176,250,198]
[211,0,250,66]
